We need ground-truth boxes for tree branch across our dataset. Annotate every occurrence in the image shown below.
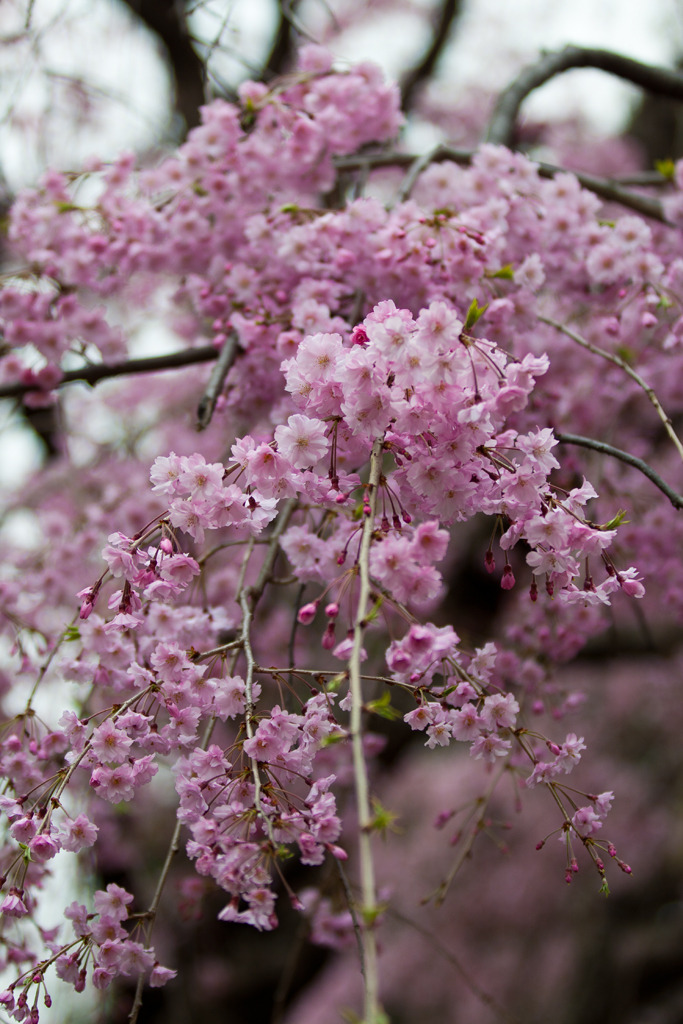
[263,0,301,78]
[400,0,464,112]
[196,330,239,429]
[339,144,669,223]
[540,316,683,466]
[0,345,219,401]
[554,432,683,511]
[486,45,683,148]
[118,0,206,134]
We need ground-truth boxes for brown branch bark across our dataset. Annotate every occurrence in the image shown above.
[117,0,206,134]
[486,45,683,149]
[400,0,464,111]
[555,432,683,511]
[0,345,218,401]
[335,146,669,223]
[263,0,301,79]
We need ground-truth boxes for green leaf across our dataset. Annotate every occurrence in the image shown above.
[365,691,401,721]
[486,263,514,280]
[63,625,81,643]
[655,158,676,180]
[325,672,348,693]
[369,796,400,836]
[321,730,348,747]
[615,345,635,364]
[363,594,384,624]
[464,297,488,331]
[598,509,629,531]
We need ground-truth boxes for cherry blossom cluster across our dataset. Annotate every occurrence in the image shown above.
[1,41,682,1021]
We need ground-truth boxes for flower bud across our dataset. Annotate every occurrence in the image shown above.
[297,602,318,625]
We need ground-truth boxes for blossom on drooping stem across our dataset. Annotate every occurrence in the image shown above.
[1,39,679,1020]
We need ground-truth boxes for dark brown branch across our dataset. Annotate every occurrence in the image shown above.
[0,345,218,401]
[535,161,669,224]
[263,0,301,78]
[400,0,463,111]
[555,432,683,511]
[196,330,238,429]
[335,145,669,223]
[486,45,683,149]
[117,0,206,134]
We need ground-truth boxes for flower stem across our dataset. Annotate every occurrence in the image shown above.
[349,437,384,1022]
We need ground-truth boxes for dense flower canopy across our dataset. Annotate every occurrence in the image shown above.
[0,38,682,1023]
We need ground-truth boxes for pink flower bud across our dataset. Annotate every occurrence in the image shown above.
[500,565,515,590]
[297,602,318,625]
[322,622,336,650]
[620,578,645,598]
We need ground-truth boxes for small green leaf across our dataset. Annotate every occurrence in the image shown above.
[486,263,514,280]
[598,509,629,531]
[655,158,676,180]
[321,730,348,747]
[366,691,401,722]
[464,297,488,331]
[363,594,384,624]
[615,345,635,364]
[325,672,347,693]
[369,797,400,836]
[63,625,81,643]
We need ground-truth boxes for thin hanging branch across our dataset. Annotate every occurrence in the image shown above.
[349,437,384,1024]
[129,498,297,1023]
[554,432,683,511]
[541,316,683,466]
[487,45,683,148]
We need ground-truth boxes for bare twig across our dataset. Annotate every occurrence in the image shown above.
[554,432,683,510]
[541,316,683,465]
[196,330,239,429]
[487,45,683,148]
[428,762,506,906]
[0,345,218,401]
[387,906,526,1024]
